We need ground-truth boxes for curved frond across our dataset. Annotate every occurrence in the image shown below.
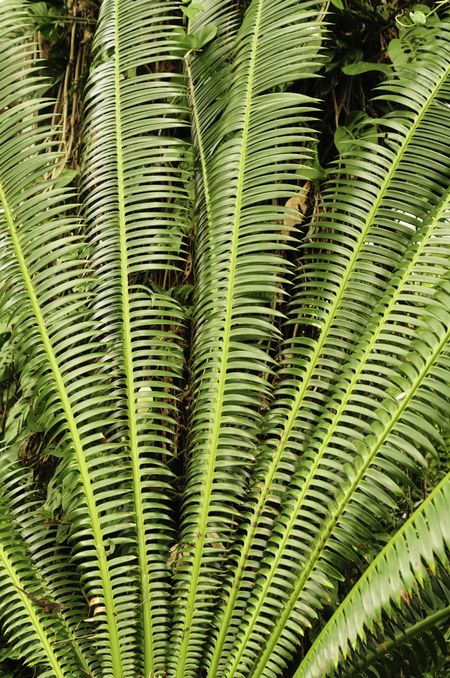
[1,3,449,677]
[170,1,326,675]
[0,3,130,675]
[81,0,190,674]
[212,21,450,678]
[295,472,450,678]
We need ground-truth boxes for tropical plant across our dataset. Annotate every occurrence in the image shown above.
[0,0,449,677]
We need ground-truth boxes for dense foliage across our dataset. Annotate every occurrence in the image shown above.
[0,0,449,676]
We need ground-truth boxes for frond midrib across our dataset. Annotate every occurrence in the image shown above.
[176,3,264,674]
[112,0,159,672]
[0,543,65,676]
[217,54,450,677]
[185,55,213,237]
[0,178,123,676]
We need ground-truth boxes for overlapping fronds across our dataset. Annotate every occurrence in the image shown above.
[0,2,127,675]
[295,471,450,677]
[250,294,450,677]
[0,446,98,675]
[170,1,326,675]
[81,1,190,674]
[0,505,82,677]
[341,569,450,677]
[0,1,449,677]
[210,24,450,678]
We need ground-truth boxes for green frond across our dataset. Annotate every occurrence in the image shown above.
[295,472,450,678]
[0,513,78,677]
[0,4,131,675]
[213,23,450,677]
[344,576,450,677]
[0,449,98,675]
[81,1,190,674]
[1,2,449,677]
[169,1,326,675]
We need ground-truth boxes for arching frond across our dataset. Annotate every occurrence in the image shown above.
[215,23,450,678]
[81,1,190,674]
[1,2,449,677]
[295,472,450,678]
[169,1,326,675]
[0,3,129,675]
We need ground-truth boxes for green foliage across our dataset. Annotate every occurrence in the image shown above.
[296,473,450,677]
[0,0,449,677]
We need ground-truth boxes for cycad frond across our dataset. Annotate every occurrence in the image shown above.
[81,0,190,674]
[214,24,450,677]
[0,445,98,675]
[0,494,87,677]
[170,1,326,675]
[344,572,450,678]
[0,3,128,675]
[1,2,450,677]
[295,471,450,678]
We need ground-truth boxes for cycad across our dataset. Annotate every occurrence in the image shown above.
[0,1,449,677]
